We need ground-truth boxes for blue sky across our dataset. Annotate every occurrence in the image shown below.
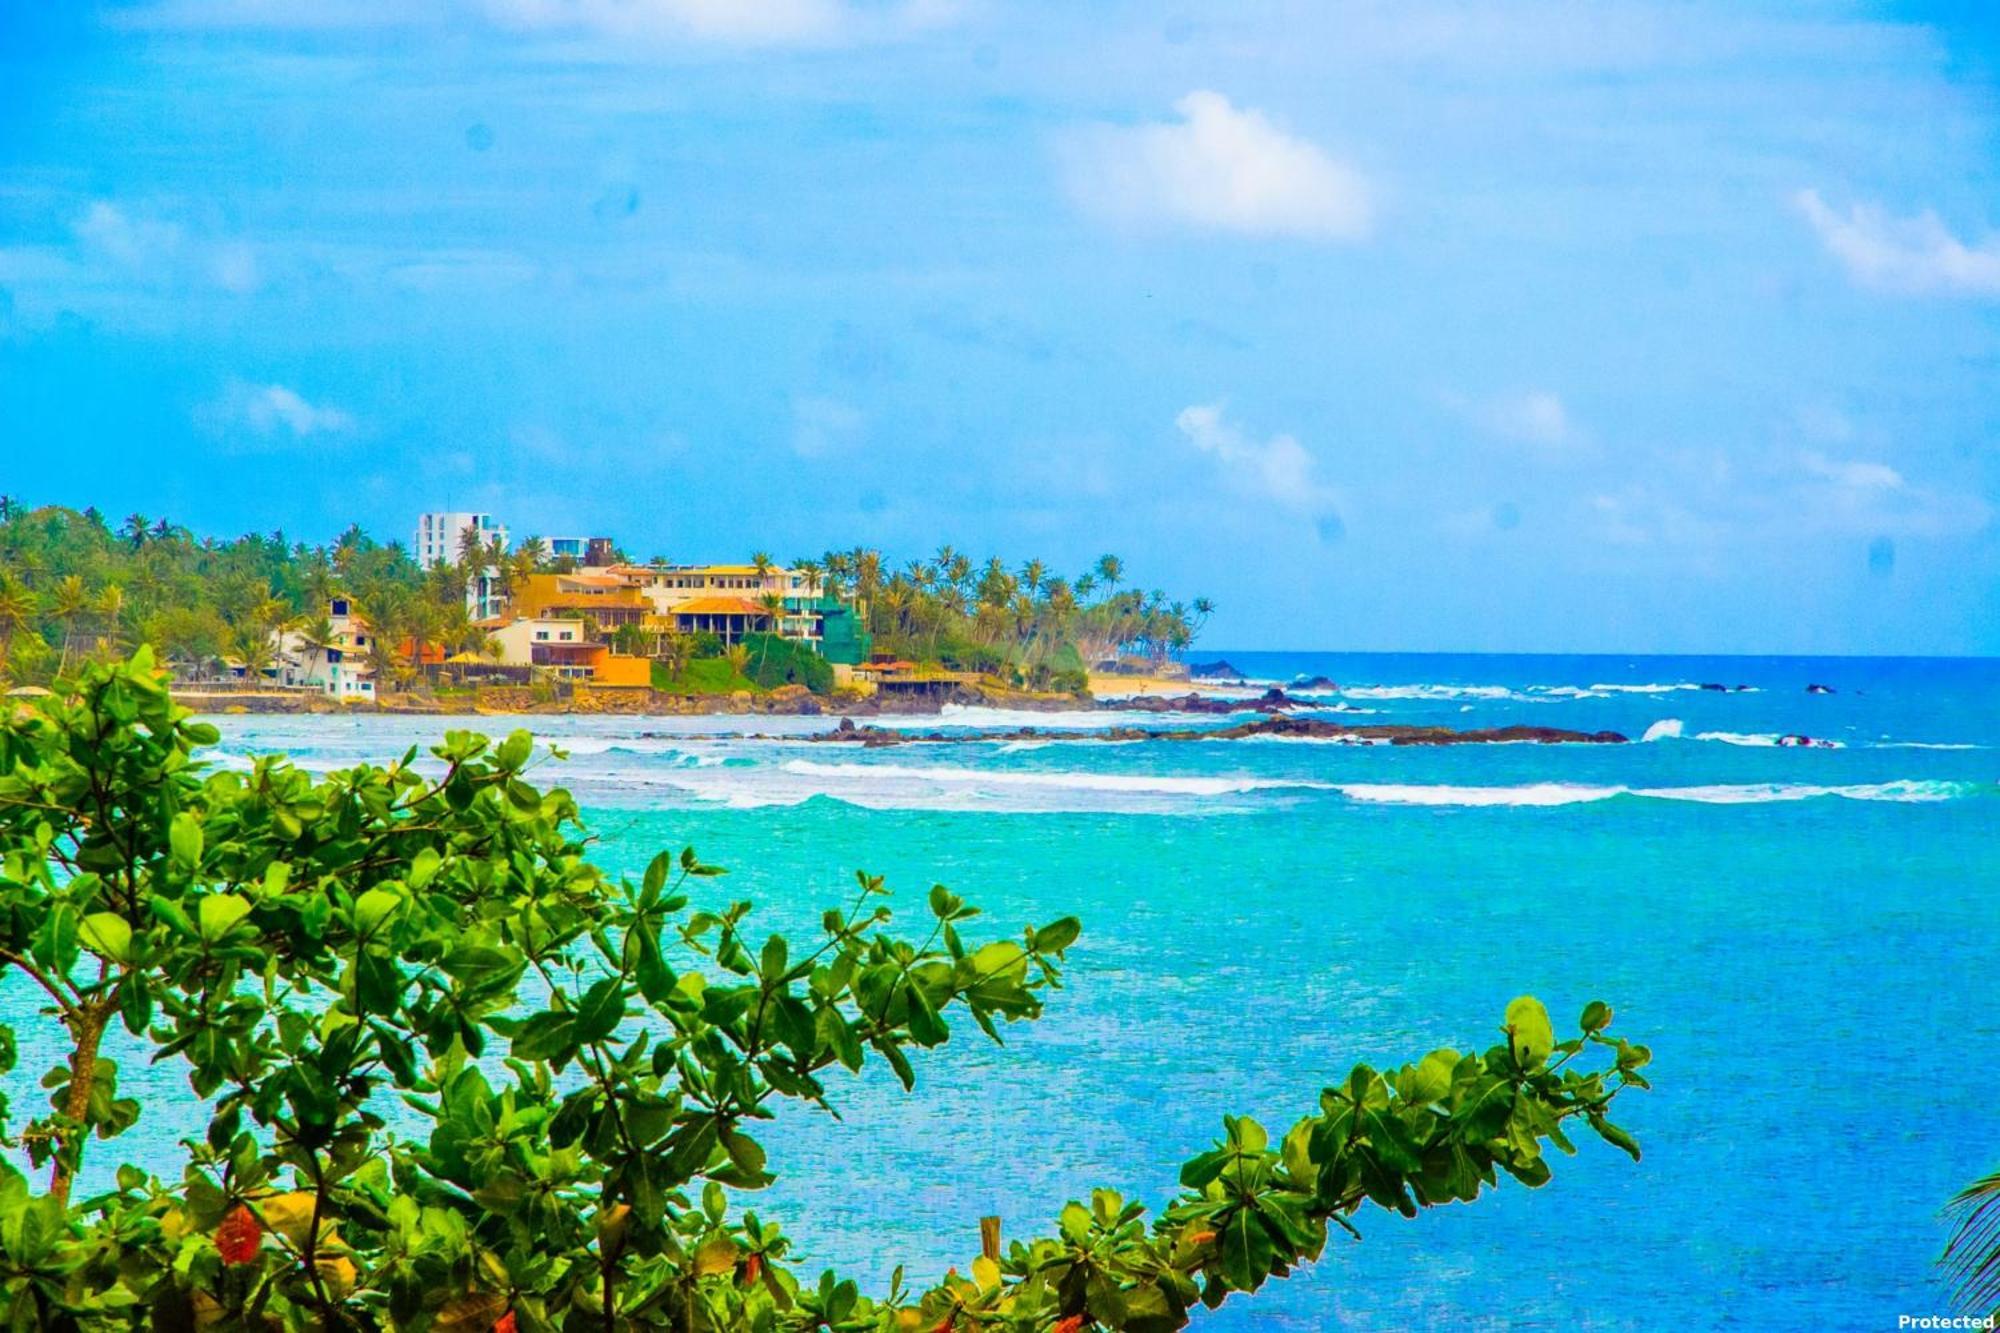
[2,1,1997,653]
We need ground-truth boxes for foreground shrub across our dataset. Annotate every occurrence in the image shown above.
[0,652,1652,1328]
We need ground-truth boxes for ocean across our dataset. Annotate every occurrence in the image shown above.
[31,652,2000,1327]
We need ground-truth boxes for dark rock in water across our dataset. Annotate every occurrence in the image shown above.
[1699,682,1729,692]
[1188,660,1245,679]
[801,713,1626,748]
[1291,675,1338,691]
[1101,688,1302,715]
[1806,683,1836,694]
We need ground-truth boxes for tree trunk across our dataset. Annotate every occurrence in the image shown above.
[50,1006,110,1206]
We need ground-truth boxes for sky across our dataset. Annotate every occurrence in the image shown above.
[1,1,1998,654]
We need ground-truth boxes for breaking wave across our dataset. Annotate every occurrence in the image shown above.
[1331,780,1977,807]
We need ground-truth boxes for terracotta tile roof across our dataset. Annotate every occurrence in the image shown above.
[671,596,771,617]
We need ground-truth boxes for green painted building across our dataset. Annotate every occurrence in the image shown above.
[786,596,872,665]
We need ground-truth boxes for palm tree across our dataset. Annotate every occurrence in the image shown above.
[92,584,125,656]
[1943,1169,2000,1320]
[48,574,89,673]
[754,592,786,674]
[230,622,277,684]
[750,552,776,594]
[1095,554,1123,596]
[0,579,37,660]
[121,514,149,550]
[293,613,337,658]
[0,495,16,521]
[852,548,884,601]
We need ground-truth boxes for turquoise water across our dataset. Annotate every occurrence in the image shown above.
[21,653,2000,1327]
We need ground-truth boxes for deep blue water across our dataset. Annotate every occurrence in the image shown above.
[15,653,1999,1328]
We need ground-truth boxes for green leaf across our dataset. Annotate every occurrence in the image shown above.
[1406,1048,1458,1104]
[1504,995,1555,1068]
[573,978,625,1044]
[196,893,252,943]
[168,812,203,871]
[1033,916,1082,954]
[354,887,403,935]
[1580,1000,1613,1033]
[509,1012,575,1064]
[905,980,948,1047]
[78,913,133,965]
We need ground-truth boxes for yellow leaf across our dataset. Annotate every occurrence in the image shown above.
[972,1255,1001,1291]
[255,1191,318,1246]
[316,1254,358,1299]
[432,1292,509,1330]
[693,1234,739,1277]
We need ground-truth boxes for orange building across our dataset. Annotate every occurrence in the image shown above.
[511,572,651,628]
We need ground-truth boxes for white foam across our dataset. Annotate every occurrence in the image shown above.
[1332,780,1975,807]
[1876,741,1983,751]
[1340,684,1518,701]
[1693,731,1843,749]
[778,759,1330,798]
[1641,718,1684,742]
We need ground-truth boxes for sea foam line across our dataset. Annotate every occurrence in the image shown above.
[777,759,1333,797]
[1331,780,1978,807]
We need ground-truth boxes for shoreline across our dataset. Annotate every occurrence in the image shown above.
[174,670,1254,720]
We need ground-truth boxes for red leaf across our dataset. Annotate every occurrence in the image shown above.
[215,1204,263,1266]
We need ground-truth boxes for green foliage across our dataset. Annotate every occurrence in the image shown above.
[652,658,760,696]
[739,634,833,695]
[0,654,1651,1329]
[0,503,492,690]
[817,546,1214,680]
[1943,1167,2000,1319]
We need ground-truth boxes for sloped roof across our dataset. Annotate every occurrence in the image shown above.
[671,596,770,617]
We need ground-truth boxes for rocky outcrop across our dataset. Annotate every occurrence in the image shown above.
[1103,688,1301,714]
[800,714,1625,748]
[1188,660,1246,679]
[1291,675,1338,691]
[1806,683,1836,695]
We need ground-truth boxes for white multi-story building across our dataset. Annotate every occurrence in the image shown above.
[414,512,510,619]
[414,512,508,570]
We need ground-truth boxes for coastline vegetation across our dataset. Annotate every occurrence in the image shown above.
[0,501,1210,698]
[0,654,1653,1328]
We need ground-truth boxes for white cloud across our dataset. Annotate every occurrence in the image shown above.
[1795,189,2000,297]
[123,0,966,44]
[483,0,847,42]
[791,395,864,458]
[202,382,353,440]
[1800,450,1903,493]
[1450,388,1579,450]
[72,201,261,295]
[1062,92,1372,241]
[1175,403,1343,537]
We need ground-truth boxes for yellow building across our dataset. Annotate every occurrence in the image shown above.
[510,572,651,629]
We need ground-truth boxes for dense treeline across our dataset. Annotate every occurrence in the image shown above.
[0,499,1210,689]
[808,545,1212,682]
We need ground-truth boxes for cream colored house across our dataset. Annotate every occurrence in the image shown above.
[484,615,590,667]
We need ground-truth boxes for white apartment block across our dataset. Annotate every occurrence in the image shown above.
[414,512,509,570]
[415,512,510,619]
